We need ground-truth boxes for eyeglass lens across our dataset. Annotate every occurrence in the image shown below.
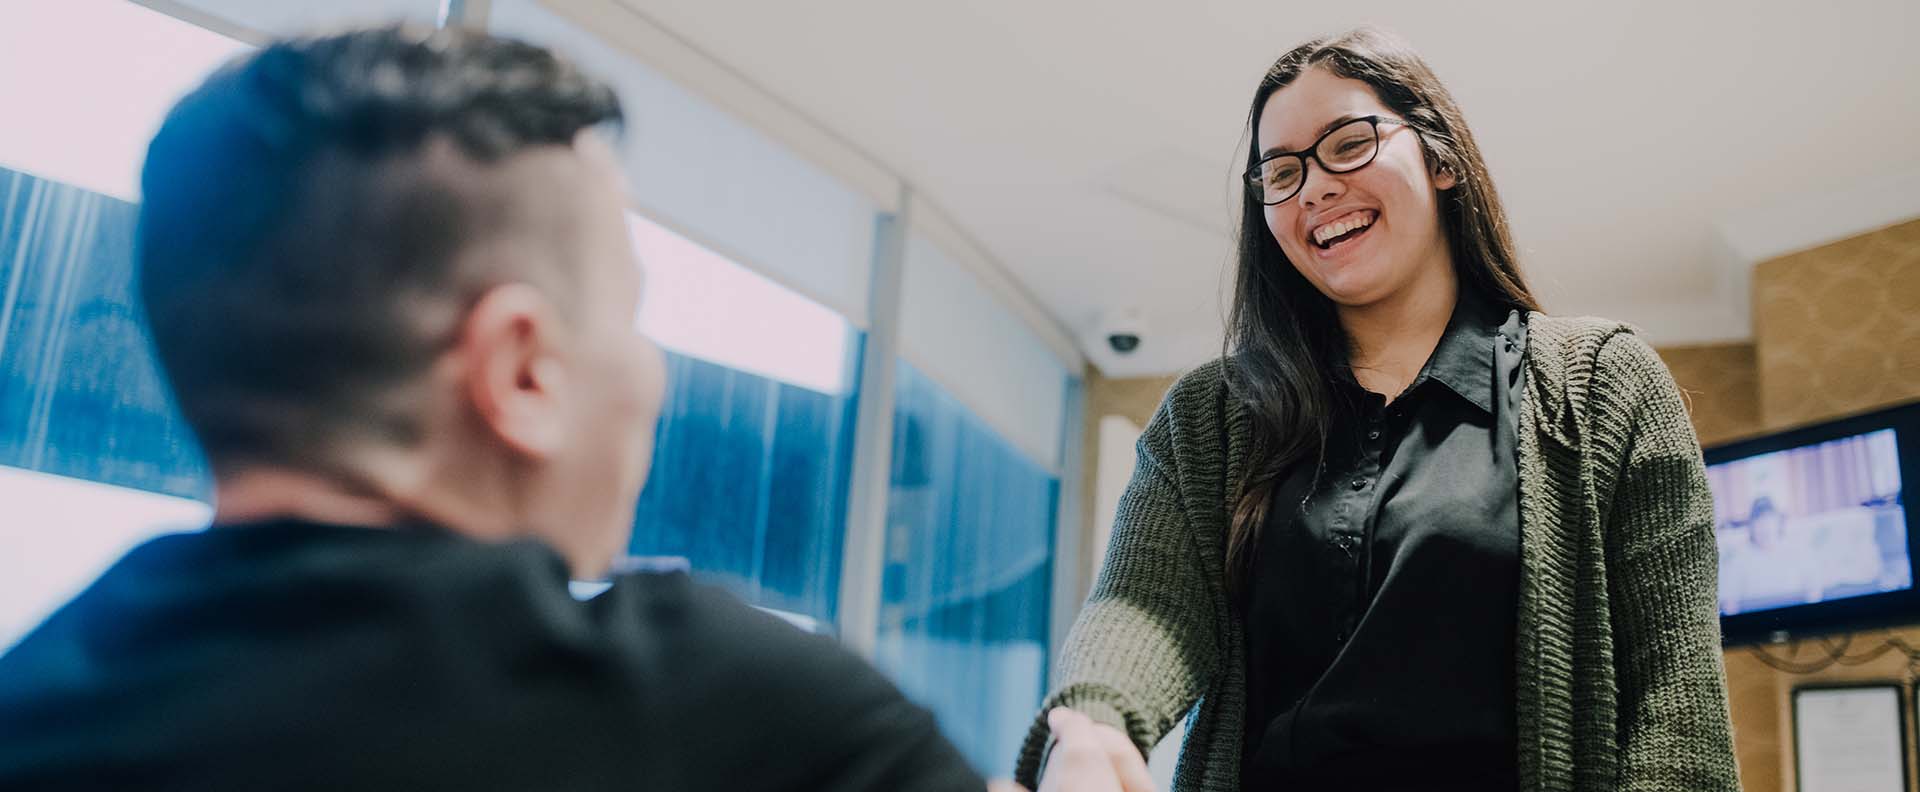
[1255,118,1380,205]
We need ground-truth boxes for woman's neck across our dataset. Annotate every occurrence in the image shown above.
[1339,266,1460,401]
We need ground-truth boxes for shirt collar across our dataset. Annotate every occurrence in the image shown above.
[1416,289,1506,415]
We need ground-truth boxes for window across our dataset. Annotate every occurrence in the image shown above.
[0,2,868,645]
[0,0,245,650]
[488,0,880,328]
[0,168,211,499]
[875,361,1058,775]
[626,214,862,624]
[491,1,885,625]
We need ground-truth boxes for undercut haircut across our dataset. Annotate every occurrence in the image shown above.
[136,25,623,472]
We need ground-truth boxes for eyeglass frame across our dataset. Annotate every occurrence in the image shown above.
[1243,115,1413,206]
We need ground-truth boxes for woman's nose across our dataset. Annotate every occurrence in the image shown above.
[1297,160,1344,209]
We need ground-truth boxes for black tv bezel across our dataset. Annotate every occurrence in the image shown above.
[1707,399,1920,646]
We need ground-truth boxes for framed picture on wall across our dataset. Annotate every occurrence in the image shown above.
[1793,684,1908,792]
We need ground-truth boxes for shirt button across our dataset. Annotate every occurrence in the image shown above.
[1351,478,1366,491]
[1334,630,1348,643]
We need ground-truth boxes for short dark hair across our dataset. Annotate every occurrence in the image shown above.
[136,25,622,472]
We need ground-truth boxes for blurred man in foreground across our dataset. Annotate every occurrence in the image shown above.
[0,25,1146,792]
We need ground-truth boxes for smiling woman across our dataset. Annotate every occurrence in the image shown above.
[1020,26,1739,792]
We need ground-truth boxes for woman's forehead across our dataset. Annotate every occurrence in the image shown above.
[1258,69,1390,148]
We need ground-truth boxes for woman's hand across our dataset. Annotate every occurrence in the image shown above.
[1036,707,1156,792]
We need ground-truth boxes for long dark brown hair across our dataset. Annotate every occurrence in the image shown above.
[1223,28,1540,594]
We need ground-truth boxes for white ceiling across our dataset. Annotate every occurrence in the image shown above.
[615,0,1920,376]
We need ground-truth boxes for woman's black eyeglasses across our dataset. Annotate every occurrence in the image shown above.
[1245,115,1410,206]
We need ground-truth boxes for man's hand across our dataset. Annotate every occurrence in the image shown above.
[1036,707,1155,792]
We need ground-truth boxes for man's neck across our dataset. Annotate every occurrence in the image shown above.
[212,467,414,528]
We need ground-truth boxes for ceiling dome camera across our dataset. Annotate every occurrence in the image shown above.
[1095,308,1147,356]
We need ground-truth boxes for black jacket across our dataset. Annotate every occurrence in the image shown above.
[0,520,982,791]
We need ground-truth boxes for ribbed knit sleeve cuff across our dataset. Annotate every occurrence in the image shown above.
[1012,685,1146,788]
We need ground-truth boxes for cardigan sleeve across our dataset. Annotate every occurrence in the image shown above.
[1012,371,1225,788]
[1597,333,1742,791]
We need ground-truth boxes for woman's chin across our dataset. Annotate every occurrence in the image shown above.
[1314,272,1392,308]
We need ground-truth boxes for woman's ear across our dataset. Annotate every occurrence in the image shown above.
[1433,161,1459,191]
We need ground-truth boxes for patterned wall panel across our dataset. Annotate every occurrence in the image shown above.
[1754,218,1920,429]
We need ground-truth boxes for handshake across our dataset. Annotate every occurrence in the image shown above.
[991,708,1157,792]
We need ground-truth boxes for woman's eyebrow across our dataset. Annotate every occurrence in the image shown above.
[1260,113,1365,159]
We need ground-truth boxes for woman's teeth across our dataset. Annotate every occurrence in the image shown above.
[1312,210,1378,248]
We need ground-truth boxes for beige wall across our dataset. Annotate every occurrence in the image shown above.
[1690,217,1920,792]
[1071,370,1177,597]
[1753,218,1920,430]
[1073,217,1920,790]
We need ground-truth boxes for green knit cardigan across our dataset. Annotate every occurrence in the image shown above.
[1015,315,1740,792]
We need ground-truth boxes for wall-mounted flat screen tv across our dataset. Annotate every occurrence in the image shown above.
[1707,400,1918,645]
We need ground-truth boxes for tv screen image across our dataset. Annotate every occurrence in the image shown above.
[1708,428,1908,617]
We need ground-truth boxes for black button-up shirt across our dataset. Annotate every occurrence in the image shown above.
[1242,292,1528,791]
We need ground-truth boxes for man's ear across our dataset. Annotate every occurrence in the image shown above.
[459,282,568,459]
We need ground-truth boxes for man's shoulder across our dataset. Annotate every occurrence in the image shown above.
[595,574,883,695]
[594,571,798,640]
[593,574,985,791]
